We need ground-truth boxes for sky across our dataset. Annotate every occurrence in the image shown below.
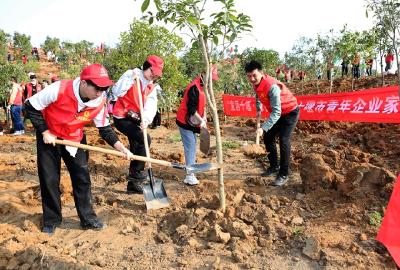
[0,0,374,57]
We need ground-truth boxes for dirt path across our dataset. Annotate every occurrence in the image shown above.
[0,118,398,269]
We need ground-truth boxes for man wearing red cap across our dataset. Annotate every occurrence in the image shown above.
[112,55,164,193]
[176,65,218,185]
[25,64,135,234]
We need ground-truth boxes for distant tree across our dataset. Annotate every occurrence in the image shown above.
[366,0,400,95]
[180,42,204,79]
[0,29,10,64]
[104,19,188,125]
[42,36,60,53]
[0,62,26,103]
[13,32,32,57]
[241,48,281,78]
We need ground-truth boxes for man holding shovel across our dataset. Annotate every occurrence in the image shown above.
[245,60,299,187]
[112,55,164,194]
[25,64,134,234]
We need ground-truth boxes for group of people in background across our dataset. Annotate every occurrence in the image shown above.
[275,65,307,83]
[0,72,60,136]
[275,49,396,82]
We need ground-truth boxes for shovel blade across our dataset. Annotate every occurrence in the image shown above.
[143,179,170,210]
[186,162,222,174]
[200,127,210,155]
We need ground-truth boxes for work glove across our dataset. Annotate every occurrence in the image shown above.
[42,130,57,146]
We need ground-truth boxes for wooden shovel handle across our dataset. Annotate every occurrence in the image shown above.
[136,77,152,167]
[54,139,172,167]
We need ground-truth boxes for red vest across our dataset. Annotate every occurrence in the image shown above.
[255,75,297,114]
[176,77,206,126]
[13,84,23,105]
[42,80,106,142]
[113,80,155,118]
[25,83,42,99]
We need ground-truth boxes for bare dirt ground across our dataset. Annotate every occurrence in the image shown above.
[0,111,399,269]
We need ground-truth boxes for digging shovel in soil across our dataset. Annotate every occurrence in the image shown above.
[135,76,170,210]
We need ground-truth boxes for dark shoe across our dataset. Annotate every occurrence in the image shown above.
[127,180,144,194]
[271,175,289,187]
[81,218,106,230]
[128,171,147,180]
[261,166,280,177]
[42,224,57,235]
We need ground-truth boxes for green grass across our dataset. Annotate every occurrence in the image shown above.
[292,227,304,236]
[369,211,382,227]
[169,134,182,142]
[222,140,240,149]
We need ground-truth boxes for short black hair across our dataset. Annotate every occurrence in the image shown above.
[30,74,37,80]
[142,60,151,71]
[11,77,17,82]
[85,79,109,92]
[245,60,262,73]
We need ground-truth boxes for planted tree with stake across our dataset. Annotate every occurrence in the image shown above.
[140,0,252,211]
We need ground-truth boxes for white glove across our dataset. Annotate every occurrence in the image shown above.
[140,120,149,130]
[42,130,57,146]
[121,148,134,160]
[200,119,207,129]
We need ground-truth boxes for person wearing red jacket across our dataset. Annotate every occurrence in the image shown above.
[245,60,299,187]
[25,64,134,234]
[176,65,218,185]
[385,50,394,72]
[24,75,42,100]
[111,55,164,194]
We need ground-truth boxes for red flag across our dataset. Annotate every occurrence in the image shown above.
[377,174,400,267]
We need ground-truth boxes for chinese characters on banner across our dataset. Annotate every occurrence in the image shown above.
[222,86,400,123]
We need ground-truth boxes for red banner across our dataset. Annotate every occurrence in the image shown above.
[222,86,400,123]
[377,174,400,267]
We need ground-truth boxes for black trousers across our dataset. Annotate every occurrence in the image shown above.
[113,117,151,174]
[352,65,360,78]
[37,132,96,226]
[263,107,299,176]
[152,111,161,127]
[341,64,348,77]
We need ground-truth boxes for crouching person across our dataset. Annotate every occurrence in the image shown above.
[25,64,134,234]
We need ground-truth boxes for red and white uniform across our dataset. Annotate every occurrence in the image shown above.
[28,78,109,155]
[111,68,157,124]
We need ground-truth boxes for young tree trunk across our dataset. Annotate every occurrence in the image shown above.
[198,35,225,212]
[329,67,333,93]
[380,55,385,86]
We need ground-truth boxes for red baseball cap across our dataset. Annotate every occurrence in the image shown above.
[146,55,164,77]
[80,64,113,87]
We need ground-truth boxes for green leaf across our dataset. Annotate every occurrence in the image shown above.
[212,36,219,46]
[187,16,199,25]
[149,16,154,25]
[154,0,161,10]
[141,0,150,12]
